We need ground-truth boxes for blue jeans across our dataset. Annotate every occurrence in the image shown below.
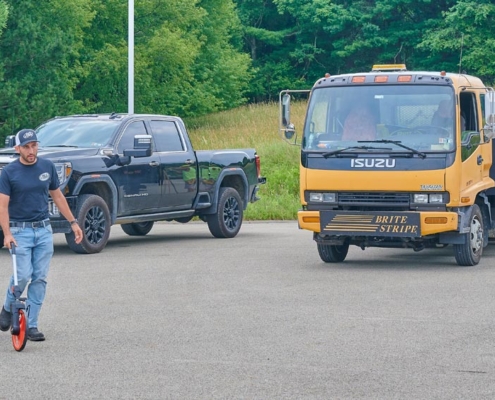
[4,224,54,328]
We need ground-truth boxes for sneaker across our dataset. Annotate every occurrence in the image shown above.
[27,327,45,341]
[0,307,11,332]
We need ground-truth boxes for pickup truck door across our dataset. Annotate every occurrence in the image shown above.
[116,120,163,215]
[149,119,197,211]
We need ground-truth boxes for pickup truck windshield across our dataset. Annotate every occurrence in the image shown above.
[303,85,456,153]
[36,118,121,148]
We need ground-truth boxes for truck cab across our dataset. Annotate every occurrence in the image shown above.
[281,64,495,266]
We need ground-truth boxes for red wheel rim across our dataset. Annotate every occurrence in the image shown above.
[12,310,27,352]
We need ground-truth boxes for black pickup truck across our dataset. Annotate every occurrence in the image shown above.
[0,113,266,253]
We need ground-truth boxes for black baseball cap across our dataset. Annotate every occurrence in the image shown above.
[15,129,39,146]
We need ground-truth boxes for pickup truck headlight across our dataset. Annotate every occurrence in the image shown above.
[54,162,72,186]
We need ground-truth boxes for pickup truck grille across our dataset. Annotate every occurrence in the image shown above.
[339,192,410,207]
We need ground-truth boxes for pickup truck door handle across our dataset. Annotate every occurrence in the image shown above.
[477,155,483,165]
[185,159,195,165]
[149,161,160,167]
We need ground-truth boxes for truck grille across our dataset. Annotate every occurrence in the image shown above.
[339,192,410,207]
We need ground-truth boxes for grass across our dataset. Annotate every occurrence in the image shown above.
[185,102,308,220]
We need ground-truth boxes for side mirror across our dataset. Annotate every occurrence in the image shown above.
[484,90,495,136]
[282,93,291,127]
[4,135,15,148]
[284,123,295,139]
[123,134,152,157]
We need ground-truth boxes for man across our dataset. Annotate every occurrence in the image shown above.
[0,129,83,341]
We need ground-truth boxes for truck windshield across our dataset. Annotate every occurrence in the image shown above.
[303,85,456,154]
[36,118,121,148]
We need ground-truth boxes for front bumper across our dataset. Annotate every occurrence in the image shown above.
[298,210,459,238]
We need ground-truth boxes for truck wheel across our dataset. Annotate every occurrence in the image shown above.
[65,194,111,254]
[317,243,349,263]
[454,204,483,266]
[206,187,243,238]
[0,230,3,249]
[121,221,154,236]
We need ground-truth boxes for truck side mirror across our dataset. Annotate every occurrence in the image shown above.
[123,134,153,157]
[282,93,291,127]
[284,123,296,139]
[4,135,15,148]
[484,90,495,137]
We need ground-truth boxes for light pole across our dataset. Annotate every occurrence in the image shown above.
[128,0,134,114]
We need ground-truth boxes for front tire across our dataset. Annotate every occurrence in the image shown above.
[454,204,483,266]
[65,194,111,254]
[317,242,349,263]
[206,187,243,238]
[121,221,154,236]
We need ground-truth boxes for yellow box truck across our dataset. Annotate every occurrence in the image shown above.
[280,64,495,266]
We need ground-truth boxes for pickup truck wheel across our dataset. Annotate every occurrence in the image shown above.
[317,243,349,263]
[454,204,483,266]
[206,187,243,238]
[121,221,154,236]
[0,230,3,249]
[65,194,111,254]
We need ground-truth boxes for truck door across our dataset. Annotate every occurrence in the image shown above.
[149,119,197,211]
[116,120,163,215]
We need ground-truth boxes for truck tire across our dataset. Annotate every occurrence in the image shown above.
[317,243,349,263]
[454,204,483,266]
[65,194,111,254]
[0,230,3,249]
[121,221,154,236]
[206,187,243,238]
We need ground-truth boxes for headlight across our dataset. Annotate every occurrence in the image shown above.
[429,194,444,203]
[54,162,72,186]
[309,192,336,203]
[413,193,446,204]
[413,194,429,203]
[310,193,323,202]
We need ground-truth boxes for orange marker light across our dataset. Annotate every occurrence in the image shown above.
[397,75,412,82]
[352,76,366,83]
[374,76,388,83]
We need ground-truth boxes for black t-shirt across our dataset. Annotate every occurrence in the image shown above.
[0,158,60,222]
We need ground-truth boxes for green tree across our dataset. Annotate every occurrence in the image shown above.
[237,0,458,101]
[0,0,93,137]
[419,0,495,82]
[77,0,251,116]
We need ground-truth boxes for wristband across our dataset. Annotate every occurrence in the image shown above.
[70,220,78,225]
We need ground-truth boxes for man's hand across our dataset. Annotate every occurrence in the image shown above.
[72,223,83,244]
[4,234,17,250]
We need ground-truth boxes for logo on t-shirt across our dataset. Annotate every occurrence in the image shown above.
[39,172,50,181]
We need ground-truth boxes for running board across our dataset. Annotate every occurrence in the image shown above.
[115,210,195,224]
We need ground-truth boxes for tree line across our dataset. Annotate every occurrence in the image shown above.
[0,0,494,139]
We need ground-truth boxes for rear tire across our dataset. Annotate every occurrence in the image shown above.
[121,221,154,236]
[454,204,483,266]
[206,187,243,238]
[65,194,111,254]
[317,242,349,263]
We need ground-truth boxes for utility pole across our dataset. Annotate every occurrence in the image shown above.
[128,0,134,114]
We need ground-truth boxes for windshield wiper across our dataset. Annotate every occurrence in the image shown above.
[358,140,426,159]
[322,145,392,158]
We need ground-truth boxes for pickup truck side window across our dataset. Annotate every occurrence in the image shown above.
[149,120,185,152]
[117,121,149,154]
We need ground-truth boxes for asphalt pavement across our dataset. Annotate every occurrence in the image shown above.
[1,221,495,399]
